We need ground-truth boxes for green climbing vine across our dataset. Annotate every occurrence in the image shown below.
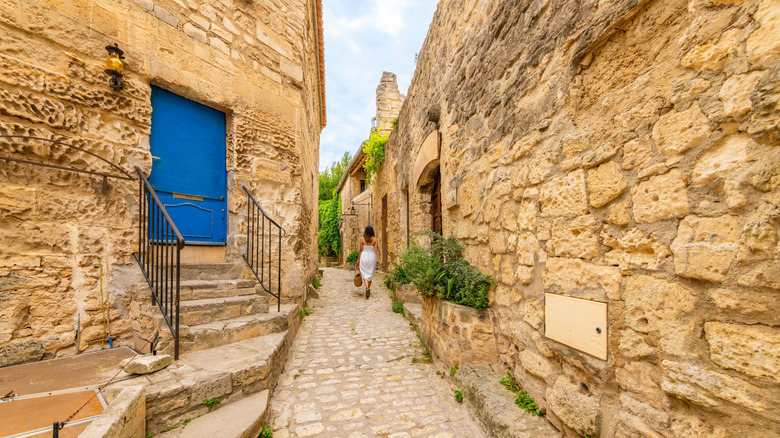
[317,194,341,257]
[362,128,389,183]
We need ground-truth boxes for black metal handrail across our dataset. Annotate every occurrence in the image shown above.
[133,167,185,360]
[243,185,285,312]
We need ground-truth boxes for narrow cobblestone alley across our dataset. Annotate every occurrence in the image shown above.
[268,268,487,438]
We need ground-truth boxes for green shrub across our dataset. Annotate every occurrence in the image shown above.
[311,275,321,289]
[392,299,404,314]
[259,425,273,438]
[384,263,410,290]
[346,250,359,263]
[385,232,493,310]
[362,128,389,183]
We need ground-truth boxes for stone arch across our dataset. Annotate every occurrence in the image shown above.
[413,130,440,190]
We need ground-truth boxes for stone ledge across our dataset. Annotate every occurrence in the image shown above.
[449,363,561,438]
[403,302,423,328]
[404,295,499,365]
[80,385,146,438]
[160,390,270,438]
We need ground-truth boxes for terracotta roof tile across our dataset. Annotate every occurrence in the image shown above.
[316,0,326,128]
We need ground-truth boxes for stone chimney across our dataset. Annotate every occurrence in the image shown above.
[374,72,404,136]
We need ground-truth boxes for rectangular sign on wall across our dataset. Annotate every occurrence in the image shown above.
[544,293,608,361]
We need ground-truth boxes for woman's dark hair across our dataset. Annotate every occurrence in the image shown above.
[364,226,375,240]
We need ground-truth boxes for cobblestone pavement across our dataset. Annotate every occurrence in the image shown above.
[268,268,487,438]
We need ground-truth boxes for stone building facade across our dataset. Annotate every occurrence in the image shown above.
[368,0,780,436]
[338,72,404,268]
[0,0,324,364]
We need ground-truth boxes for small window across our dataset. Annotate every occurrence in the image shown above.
[360,179,366,193]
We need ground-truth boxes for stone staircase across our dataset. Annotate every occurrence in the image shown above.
[106,263,301,436]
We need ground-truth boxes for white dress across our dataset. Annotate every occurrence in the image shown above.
[360,243,377,282]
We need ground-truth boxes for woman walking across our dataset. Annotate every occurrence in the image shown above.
[358,226,379,299]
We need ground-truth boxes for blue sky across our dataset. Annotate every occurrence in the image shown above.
[318,0,438,171]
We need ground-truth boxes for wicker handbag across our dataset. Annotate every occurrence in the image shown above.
[353,271,362,287]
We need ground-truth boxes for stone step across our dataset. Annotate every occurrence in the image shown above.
[158,389,270,438]
[181,304,298,354]
[180,295,269,326]
[180,263,245,281]
[449,363,562,438]
[104,326,296,435]
[179,279,258,301]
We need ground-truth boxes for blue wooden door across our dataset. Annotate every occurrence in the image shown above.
[149,86,227,245]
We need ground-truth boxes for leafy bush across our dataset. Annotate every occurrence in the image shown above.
[392,299,404,314]
[311,275,321,289]
[346,250,359,263]
[385,232,493,309]
[317,194,340,257]
[362,128,389,183]
[383,263,410,290]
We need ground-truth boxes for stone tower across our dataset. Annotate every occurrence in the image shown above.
[374,72,405,136]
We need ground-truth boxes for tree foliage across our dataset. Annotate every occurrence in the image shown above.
[319,151,351,201]
[362,128,389,184]
[317,194,341,257]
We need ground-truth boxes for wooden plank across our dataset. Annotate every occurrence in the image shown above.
[0,391,102,437]
[0,347,136,396]
[544,293,608,361]
[27,421,91,438]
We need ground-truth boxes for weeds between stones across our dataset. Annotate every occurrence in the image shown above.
[500,372,544,417]
[202,397,221,412]
[392,299,405,314]
[259,425,273,438]
[449,363,459,376]
[454,390,464,403]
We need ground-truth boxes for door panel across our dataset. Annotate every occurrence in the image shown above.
[431,169,442,236]
[149,86,227,244]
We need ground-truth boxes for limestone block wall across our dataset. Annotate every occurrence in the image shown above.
[0,0,322,363]
[416,295,500,366]
[373,0,780,435]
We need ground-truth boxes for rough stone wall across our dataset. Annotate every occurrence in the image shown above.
[375,72,405,136]
[374,0,780,436]
[0,0,322,363]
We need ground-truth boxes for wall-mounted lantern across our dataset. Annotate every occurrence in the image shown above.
[104,43,125,91]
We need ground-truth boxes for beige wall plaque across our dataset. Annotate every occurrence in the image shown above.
[544,293,608,361]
